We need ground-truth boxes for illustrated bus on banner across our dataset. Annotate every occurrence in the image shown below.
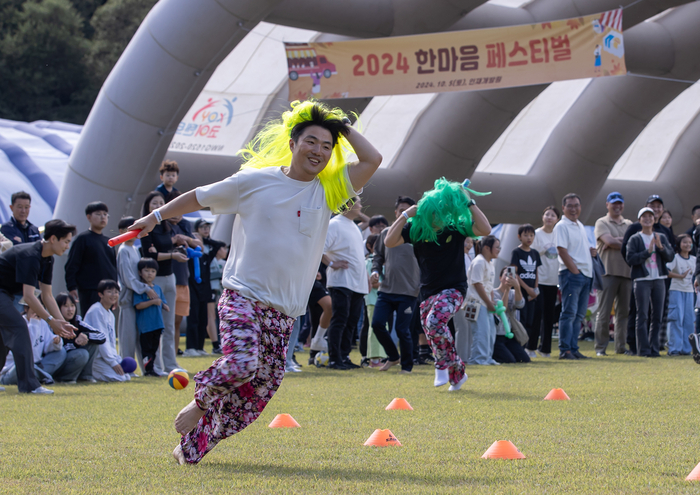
[285,43,337,81]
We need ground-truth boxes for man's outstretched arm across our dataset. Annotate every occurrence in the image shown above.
[345,127,382,191]
[129,190,203,238]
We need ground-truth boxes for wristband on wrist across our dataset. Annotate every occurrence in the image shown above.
[45,314,54,323]
[401,211,409,221]
[153,209,163,223]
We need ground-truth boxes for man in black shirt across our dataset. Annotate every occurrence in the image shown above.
[0,219,77,393]
[65,202,118,316]
[0,191,41,245]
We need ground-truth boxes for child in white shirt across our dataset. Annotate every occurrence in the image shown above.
[85,280,130,382]
[666,234,696,355]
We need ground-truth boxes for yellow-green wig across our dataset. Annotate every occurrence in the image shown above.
[409,178,490,244]
[239,100,354,213]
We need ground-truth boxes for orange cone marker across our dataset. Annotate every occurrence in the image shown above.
[364,429,402,447]
[544,388,570,400]
[268,413,301,428]
[481,440,526,459]
[385,398,413,410]
[686,461,700,480]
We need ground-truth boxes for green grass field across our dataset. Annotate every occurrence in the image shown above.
[2,341,700,494]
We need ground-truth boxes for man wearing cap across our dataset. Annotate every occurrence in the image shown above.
[620,194,675,353]
[625,207,674,357]
[593,192,633,356]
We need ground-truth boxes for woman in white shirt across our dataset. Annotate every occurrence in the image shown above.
[531,206,560,357]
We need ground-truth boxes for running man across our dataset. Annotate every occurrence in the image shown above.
[129,101,382,464]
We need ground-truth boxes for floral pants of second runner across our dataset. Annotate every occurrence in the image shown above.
[180,289,294,464]
[420,288,465,386]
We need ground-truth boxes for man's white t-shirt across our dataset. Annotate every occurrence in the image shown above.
[554,217,593,278]
[324,215,369,295]
[195,166,354,317]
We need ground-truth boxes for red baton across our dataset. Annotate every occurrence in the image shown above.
[108,229,141,247]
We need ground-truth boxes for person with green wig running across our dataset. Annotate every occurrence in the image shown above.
[128,100,382,464]
[384,178,491,391]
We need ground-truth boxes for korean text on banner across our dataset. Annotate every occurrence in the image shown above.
[284,9,626,100]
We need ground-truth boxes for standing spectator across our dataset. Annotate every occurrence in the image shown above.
[116,217,157,375]
[684,205,700,251]
[369,196,420,373]
[307,264,333,363]
[621,194,676,354]
[1,191,41,245]
[666,234,695,355]
[555,193,597,360]
[186,219,223,356]
[84,280,129,382]
[0,219,77,394]
[625,208,674,357]
[509,224,541,358]
[208,243,228,355]
[156,160,180,203]
[323,198,369,370]
[593,192,632,356]
[361,234,386,367]
[139,191,184,374]
[466,236,500,366]
[659,210,674,232]
[531,206,560,358]
[134,258,169,376]
[65,202,118,317]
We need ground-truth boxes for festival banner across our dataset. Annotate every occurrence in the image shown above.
[284,9,626,100]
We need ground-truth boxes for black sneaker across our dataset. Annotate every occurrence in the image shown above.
[292,355,302,368]
[361,357,370,368]
[689,334,700,364]
[177,348,183,356]
[343,359,360,369]
[328,361,349,370]
[624,350,636,356]
[212,346,223,355]
[559,351,577,360]
[572,351,590,359]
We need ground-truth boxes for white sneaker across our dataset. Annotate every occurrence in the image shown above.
[31,386,54,395]
[448,374,468,392]
[0,386,4,391]
[182,349,199,357]
[434,368,449,387]
[526,349,537,358]
[196,349,210,356]
[536,350,551,358]
[285,364,302,373]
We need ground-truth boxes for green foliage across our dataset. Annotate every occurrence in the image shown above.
[0,0,91,123]
[1,342,700,494]
[86,0,157,87]
[0,0,156,124]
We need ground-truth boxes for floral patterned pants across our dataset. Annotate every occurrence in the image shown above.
[180,289,294,464]
[420,288,465,386]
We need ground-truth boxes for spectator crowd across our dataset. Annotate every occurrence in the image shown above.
[1,159,700,395]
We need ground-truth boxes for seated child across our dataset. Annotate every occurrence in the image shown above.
[1,301,65,385]
[133,258,169,376]
[492,267,531,364]
[85,280,130,382]
[56,292,107,383]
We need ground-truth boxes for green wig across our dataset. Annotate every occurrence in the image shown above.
[239,100,355,213]
[409,178,490,244]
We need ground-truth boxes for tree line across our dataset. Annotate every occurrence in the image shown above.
[0,0,157,124]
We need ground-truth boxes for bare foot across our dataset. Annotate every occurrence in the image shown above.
[379,359,399,371]
[172,444,186,465]
[175,399,206,435]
